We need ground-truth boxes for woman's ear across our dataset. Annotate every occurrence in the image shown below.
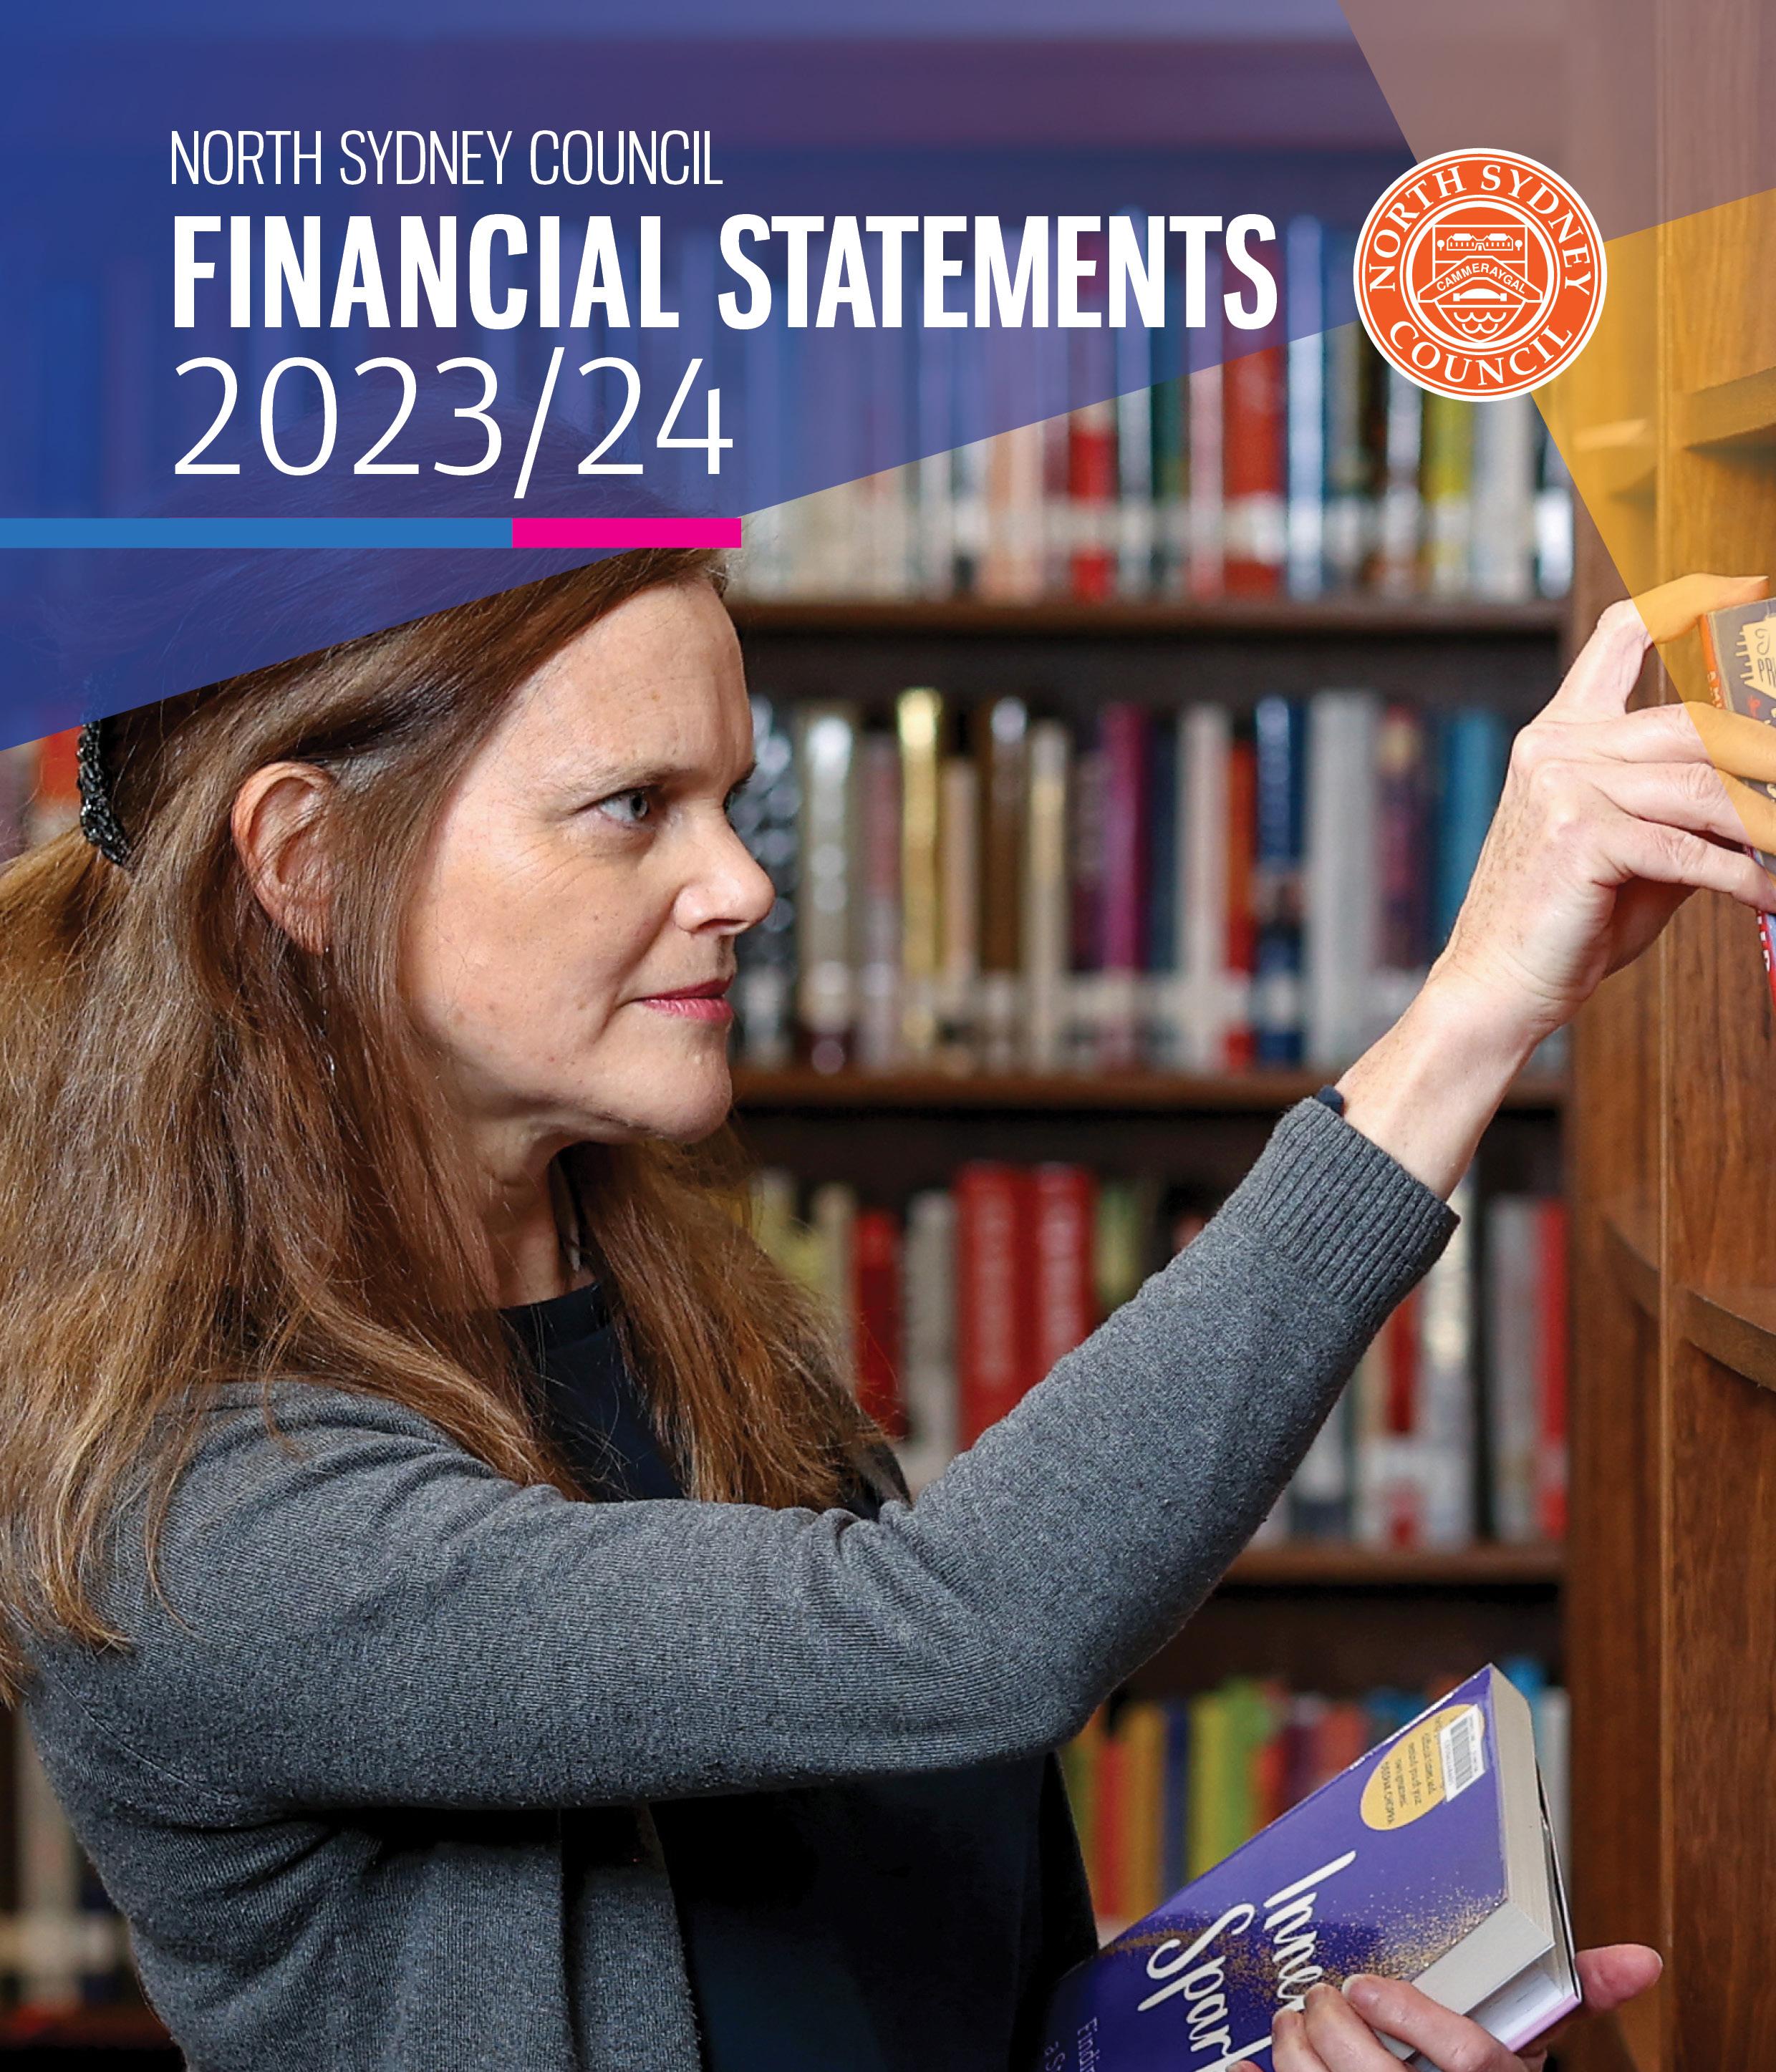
[231,763,337,952]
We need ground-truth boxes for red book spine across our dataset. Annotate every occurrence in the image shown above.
[1068,400,1116,603]
[955,1163,1032,1447]
[853,1208,905,1440]
[1223,736,1258,1070]
[1537,1200,1570,1541]
[1221,335,1286,598]
[1030,1165,1097,1388]
[1386,1293,1423,1550]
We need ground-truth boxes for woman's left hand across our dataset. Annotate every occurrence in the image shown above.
[1235,1942,1661,2071]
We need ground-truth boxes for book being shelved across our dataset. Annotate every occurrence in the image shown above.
[728,213,1572,609]
[1047,1665,1576,2072]
[748,1158,1569,1553]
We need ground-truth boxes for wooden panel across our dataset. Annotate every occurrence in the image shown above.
[1666,1347,1776,2068]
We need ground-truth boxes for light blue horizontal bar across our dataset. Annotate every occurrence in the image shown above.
[0,518,513,548]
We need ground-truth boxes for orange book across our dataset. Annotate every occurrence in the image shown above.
[1222,338,1286,596]
[28,729,82,847]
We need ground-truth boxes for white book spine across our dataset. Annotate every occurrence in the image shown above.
[899,1189,959,1493]
[796,708,857,1072]
[1304,690,1381,1070]
[1486,1197,1543,1542]
[1417,1169,1477,1545]
[1022,721,1071,1072]
[855,734,904,1073]
[1469,395,1536,602]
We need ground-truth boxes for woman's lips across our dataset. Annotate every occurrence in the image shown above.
[638,981,733,1025]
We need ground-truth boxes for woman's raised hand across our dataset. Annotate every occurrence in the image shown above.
[1435,573,1775,1048]
[1335,572,1776,1197]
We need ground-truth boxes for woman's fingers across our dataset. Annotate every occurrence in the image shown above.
[1545,576,1767,722]
[1270,2004,1330,2071]
[1603,813,1776,909]
[1545,598,1656,720]
[1338,1976,1519,2071]
[1681,699,1776,783]
[1573,757,1776,856]
[1633,571,1767,647]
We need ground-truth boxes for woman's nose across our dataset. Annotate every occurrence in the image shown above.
[676,815,776,935]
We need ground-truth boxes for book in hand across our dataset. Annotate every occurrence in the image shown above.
[1041,1666,1578,2072]
[1697,594,1776,1011]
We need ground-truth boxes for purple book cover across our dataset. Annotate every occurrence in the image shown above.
[1042,1667,1575,2072]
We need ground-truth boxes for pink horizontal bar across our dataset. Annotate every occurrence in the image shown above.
[511,518,743,550]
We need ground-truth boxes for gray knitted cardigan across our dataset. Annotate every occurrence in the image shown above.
[21,1098,1453,2071]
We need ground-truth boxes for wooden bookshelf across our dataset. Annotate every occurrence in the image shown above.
[1555,14,1776,2057]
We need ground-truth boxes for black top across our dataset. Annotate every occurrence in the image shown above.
[502,1277,1098,2072]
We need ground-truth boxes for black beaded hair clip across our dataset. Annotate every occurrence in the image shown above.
[76,718,133,869]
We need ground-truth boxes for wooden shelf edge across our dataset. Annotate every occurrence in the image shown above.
[1223,1543,1564,1587]
[1602,1199,1661,1317]
[733,1068,1568,1115]
[1596,1201,1776,1393]
[1673,1281,1776,1394]
[728,597,1566,639]
[1679,364,1776,451]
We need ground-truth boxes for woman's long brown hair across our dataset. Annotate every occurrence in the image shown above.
[0,551,872,1700]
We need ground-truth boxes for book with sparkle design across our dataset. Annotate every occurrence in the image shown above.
[1041,1666,1577,2072]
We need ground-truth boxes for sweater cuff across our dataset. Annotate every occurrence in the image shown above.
[1235,1097,1458,1335]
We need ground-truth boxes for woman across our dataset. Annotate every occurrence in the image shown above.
[0,551,1766,2072]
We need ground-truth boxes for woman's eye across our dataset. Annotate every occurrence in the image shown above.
[595,788,654,828]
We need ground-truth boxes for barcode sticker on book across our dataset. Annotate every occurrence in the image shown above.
[1437,1705,1487,1803]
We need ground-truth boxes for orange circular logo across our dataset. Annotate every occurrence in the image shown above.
[1353,147,1606,400]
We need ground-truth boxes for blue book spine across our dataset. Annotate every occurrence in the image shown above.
[1253,696,1306,1065]
[1434,710,1508,947]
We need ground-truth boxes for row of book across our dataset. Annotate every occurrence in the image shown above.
[756,1161,1568,1549]
[1061,1662,1570,1932]
[734,689,1563,1080]
[733,217,1573,606]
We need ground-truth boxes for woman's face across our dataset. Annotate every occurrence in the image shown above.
[402,579,773,1166]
